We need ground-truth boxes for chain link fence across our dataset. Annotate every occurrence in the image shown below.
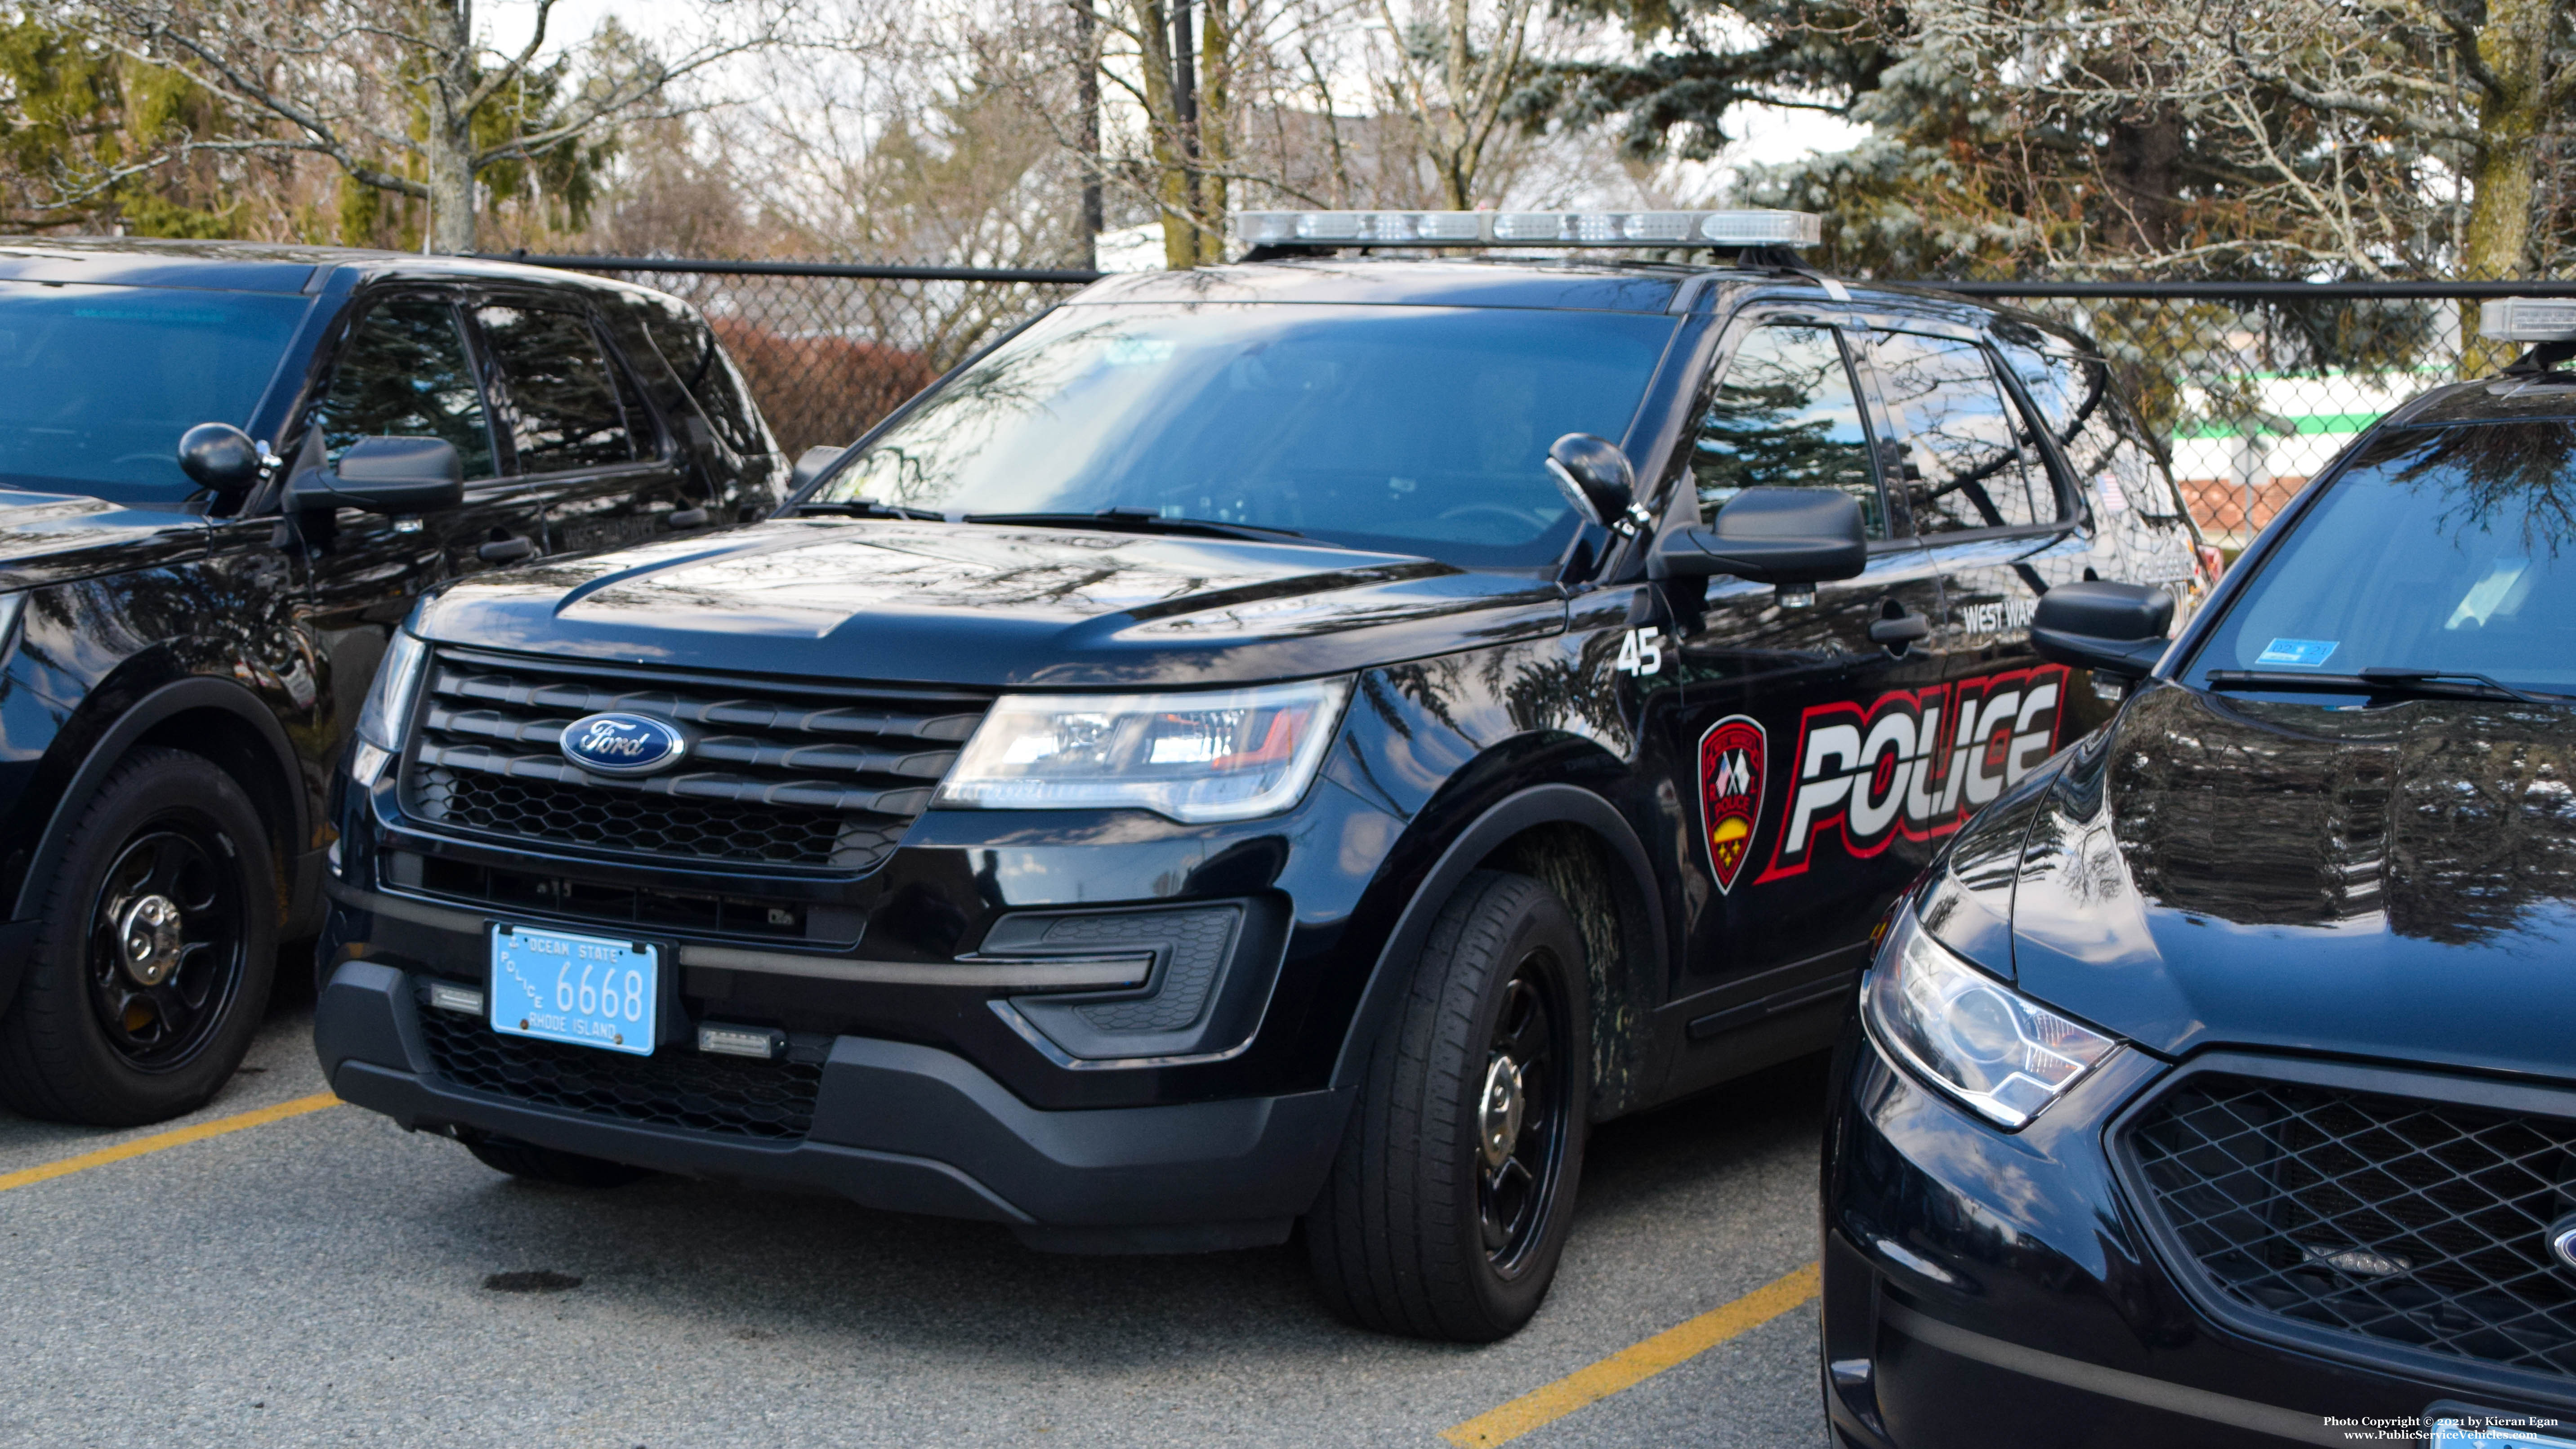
[499,255,2576,549]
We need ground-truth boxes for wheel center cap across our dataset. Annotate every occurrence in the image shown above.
[117,895,183,986]
[1480,1053,1527,1169]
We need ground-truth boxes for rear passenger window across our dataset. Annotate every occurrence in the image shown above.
[2006,345,2180,521]
[1692,323,1885,537]
[634,299,767,455]
[1872,332,2055,533]
[476,305,636,472]
[313,297,496,479]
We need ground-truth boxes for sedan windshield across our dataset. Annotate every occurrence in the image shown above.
[0,281,311,505]
[2184,419,2576,696]
[809,301,1676,567]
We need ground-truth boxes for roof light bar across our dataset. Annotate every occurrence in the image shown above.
[2481,298,2576,342]
[1234,210,1822,250]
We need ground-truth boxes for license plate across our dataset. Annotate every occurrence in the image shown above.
[489,923,657,1056]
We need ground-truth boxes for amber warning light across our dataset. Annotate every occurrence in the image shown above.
[1234,209,1822,249]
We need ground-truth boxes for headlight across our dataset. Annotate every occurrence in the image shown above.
[935,678,1352,823]
[1862,906,2115,1129]
[350,629,430,787]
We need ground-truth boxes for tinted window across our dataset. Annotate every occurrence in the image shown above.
[476,305,634,471]
[814,302,1672,568]
[633,298,766,454]
[2007,345,2179,521]
[1692,323,1884,537]
[310,297,495,479]
[0,282,308,504]
[2184,422,2576,693]
[1874,332,2050,532]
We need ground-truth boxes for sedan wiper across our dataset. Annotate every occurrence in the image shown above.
[963,508,1306,544]
[2205,668,2572,704]
[792,499,944,520]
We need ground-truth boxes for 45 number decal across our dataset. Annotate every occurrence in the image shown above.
[1613,627,1665,675]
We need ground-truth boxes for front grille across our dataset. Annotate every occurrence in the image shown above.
[402,651,986,872]
[420,1009,820,1141]
[401,854,861,945]
[2129,1071,2576,1382]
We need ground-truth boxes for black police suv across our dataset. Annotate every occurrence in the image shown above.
[0,237,783,1127]
[312,210,2210,1341]
[1821,328,2576,1443]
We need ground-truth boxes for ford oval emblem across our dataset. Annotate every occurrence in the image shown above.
[2552,1216,2576,1273]
[559,712,688,777]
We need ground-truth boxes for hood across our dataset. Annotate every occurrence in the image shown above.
[1993,682,2576,1079]
[413,518,1568,687]
[0,489,208,588]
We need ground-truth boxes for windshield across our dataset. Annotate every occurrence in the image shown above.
[2183,420,2576,695]
[0,281,311,505]
[811,301,1675,567]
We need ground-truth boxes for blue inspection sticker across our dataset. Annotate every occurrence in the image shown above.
[2256,638,2339,668]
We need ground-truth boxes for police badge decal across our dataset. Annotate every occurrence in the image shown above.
[1699,715,1767,893]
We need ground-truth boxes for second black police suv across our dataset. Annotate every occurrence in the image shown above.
[314,209,2209,1341]
[0,239,783,1128]
[1821,303,2576,1444]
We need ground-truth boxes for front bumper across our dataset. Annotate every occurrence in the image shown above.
[317,958,1353,1253]
[1821,1023,2576,1448]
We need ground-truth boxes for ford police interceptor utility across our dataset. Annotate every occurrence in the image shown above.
[313,210,2212,1341]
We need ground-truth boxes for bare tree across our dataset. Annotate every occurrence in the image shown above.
[61,0,801,252]
[1365,0,1539,208]
[1905,0,2573,281]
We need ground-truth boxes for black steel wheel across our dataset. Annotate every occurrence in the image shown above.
[85,826,249,1070]
[0,748,277,1126]
[1305,869,1591,1342]
[1477,965,1571,1275]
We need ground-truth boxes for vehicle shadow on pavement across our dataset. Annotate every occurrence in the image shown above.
[384,1048,1832,1362]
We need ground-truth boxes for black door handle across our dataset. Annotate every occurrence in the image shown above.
[666,507,710,529]
[477,535,536,563]
[1869,613,1932,646]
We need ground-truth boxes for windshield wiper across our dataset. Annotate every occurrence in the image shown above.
[963,507,1306,544]
[792,499,944,521]
[2205,668,2571,704]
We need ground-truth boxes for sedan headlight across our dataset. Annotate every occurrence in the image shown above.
[935,678,1352,823]
[1862,906,2115,1129]
[349,629,430,787]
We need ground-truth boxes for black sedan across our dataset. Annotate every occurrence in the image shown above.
[1823,342,2576,1446]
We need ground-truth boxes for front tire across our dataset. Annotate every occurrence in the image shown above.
[1305,869,1591,1342]
[0,748,277,1126]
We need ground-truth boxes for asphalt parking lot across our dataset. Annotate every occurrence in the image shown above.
[0,970,1828,1449]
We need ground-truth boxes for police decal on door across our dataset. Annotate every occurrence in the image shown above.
[1758,664,2068,884]
[1697,715,1767,893]
[1695,664,2072,891]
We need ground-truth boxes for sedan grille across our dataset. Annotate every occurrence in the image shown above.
[402,650,985,872]
[2128,1071,2576,1383]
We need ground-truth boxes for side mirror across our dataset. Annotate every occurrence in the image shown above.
[790,444,846,493]
[1654,487,1868,585]
[1544,434,1639,532]
[178,423,266,495]
[286,436,464,515]
[2030,580,2174,678]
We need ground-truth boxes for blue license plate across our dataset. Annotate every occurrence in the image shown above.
[489,923,658,1056]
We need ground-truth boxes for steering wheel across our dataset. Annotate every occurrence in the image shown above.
[1437,503,1549,531]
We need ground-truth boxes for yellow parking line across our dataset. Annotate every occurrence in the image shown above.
[1442,1261,1822,1448]
[0,1091,340,1194]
